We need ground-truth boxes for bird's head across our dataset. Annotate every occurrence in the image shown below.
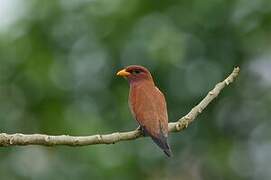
[116,65,153,83]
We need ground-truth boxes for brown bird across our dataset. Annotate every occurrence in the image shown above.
[117,65,172,157]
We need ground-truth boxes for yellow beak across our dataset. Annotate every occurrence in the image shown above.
[116,69,131,77]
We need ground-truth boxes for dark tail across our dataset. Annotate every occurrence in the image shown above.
[151,135,172,157]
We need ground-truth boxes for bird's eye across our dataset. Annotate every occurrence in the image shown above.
[132,70,141,75]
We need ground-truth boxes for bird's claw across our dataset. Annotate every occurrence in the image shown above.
[136,126,141,131]
[136,126,148,137]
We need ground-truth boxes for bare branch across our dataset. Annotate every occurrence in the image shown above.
[0,67,240,147]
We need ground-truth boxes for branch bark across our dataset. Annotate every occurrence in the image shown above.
[0,67,240,147]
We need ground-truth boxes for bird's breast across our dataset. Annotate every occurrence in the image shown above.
[128,81,168,131]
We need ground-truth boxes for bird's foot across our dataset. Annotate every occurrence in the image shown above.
[136,126,148,137]
[136,126,141,131]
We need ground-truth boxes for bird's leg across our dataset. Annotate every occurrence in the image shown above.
[136,126,141,131]
[136,126,148,137]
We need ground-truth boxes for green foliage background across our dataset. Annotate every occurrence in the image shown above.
[0,0,271,179]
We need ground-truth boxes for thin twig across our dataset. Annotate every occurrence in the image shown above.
[0,67,240,147]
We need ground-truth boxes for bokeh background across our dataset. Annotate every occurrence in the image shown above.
[0,0,270,179]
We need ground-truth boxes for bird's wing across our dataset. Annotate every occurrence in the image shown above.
[154,86,169,135]
[129,83,168,138]
[129,83,171,156]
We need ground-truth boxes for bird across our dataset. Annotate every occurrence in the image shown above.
[116,65,172,157]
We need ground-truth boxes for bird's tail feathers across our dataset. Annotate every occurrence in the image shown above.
[151,135,172,157]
